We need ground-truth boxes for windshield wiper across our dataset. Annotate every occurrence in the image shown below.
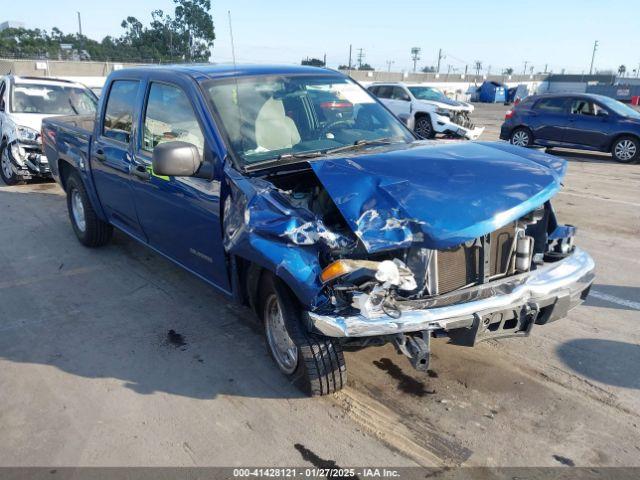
[244,138,401,173]
[323,137,398,155]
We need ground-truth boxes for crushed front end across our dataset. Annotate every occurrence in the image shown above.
[223,142,595,372]
[2,127,50,181]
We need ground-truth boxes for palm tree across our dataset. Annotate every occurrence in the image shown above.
[618,64,627,77]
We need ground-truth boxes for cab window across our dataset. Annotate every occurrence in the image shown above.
[142,83,204,155]
[103,80,140,143]
[391,87,410,101]
[570,99,606,116]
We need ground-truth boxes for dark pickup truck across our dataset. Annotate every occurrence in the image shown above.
[42,65,595,396]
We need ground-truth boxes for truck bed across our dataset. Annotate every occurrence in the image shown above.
[45,114,96,137]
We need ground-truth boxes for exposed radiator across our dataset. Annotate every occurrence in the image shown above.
[437,223,516,294]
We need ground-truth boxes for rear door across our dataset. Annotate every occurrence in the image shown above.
[386,86,412,121]
[129,77,231,293]
[529,97,570,143]
[563,98,613,149]
[91,79,146,238]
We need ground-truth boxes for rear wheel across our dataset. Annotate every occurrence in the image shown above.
[0,144,23,186]
[510,127,533,147]
[66,172,113,247]
[414,115,434,139]
[612,136,638,163]
[260,272,346,396]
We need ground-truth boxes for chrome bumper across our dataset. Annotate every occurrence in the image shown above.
[309,248,595,337]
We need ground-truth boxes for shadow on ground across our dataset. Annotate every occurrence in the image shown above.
[557,339,640,390]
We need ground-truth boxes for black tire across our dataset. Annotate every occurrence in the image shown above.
[611,136,639,164]
[259,272,346,397]
[510,127,533,147]
[66,172,113,247]
[0,144,23,186]
[414,115,435,139]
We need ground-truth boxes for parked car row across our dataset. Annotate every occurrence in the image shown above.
[36,64,594,396]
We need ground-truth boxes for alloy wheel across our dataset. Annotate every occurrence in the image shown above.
[264,294,298,374]
[614,139,636,162]
[511,130,530,146]
[415,118,432,139]
[71,189,87,232]
[1,149,14,181]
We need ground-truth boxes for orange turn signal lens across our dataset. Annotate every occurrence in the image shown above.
[320,260,380,283]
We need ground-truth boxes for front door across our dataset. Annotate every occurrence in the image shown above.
[563,98,612,149]
[129,80,231,292]
[91,79,145,238]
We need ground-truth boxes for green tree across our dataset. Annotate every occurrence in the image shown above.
[358,63,374,71]
[301,57,325,67]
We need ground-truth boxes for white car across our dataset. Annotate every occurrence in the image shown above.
[0,75,98,185]
[367,83,484,140]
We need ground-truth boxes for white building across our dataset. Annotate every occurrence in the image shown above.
[0,21,26,31]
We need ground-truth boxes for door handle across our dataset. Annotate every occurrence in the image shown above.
[94,148,106,161]
[131,164,151,181]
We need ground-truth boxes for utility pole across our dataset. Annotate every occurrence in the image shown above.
[348,44,352,71]
[385,60,394,72]
[522,60,528,76]
[323,53,326,66]
[356,48,365,69]
[544,64,548,74]
[77,11,83,36]
[436,48,444,73]
[411,47,421,72]
[589,40,599,75]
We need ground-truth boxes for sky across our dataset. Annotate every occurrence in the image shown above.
[2,0,639,74]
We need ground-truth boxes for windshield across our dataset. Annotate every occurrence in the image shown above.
[596,95,640,119]
[204,75,413,166]
[408,86,447,102]
[11,82,98,115]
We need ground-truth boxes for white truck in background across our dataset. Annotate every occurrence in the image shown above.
[367,83,484,140]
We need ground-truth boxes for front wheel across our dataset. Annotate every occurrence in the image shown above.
[612,136,639,163]
[260,273,346,396]
[414,115,435,139]
[66,172,113,247]
[0,145,23,186]
[510,128,533,147]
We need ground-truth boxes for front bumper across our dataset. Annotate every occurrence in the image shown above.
[6,141,50,178]
[432,113,484,140]
[309,247,595,337]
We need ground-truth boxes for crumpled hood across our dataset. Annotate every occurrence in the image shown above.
[418,98,473,112]
[310,141,566,253]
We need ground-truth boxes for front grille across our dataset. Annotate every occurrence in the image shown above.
[450,111,474,129]
[437,223,516,294]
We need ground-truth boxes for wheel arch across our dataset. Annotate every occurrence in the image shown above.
[608,132,639,152]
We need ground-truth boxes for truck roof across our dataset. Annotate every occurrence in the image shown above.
[109,64,341,82]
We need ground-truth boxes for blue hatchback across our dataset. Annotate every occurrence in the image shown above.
[500,93,640,163]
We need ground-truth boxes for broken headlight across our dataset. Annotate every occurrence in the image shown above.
[321,258,417,291]
[16,125,40,143]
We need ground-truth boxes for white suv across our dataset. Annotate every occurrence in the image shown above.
[0,75,97,185]
[368,83,484,140]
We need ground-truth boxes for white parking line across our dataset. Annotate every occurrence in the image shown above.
[589,290,640,311]
[559,191,640,208]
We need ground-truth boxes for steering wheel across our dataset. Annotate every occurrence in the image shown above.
[320,120,352,137]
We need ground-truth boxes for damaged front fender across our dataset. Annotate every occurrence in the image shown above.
[223,164,350,309]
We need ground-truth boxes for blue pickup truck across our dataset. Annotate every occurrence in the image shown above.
[42,65,595,396]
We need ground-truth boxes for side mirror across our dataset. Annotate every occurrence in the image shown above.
[152,141,202,177]
[597,109,609,117]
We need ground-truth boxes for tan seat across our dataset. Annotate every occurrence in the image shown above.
[255,97,301,151]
